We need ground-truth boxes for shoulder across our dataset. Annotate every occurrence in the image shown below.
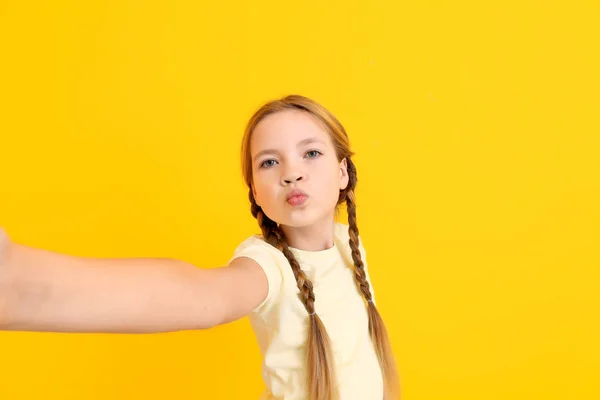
[229,233,285,274]
[334,222,367,255]
[232,233,272,253]
[230,233,291,265]
[334,221,348,238]
[228,233,285,314]
[333,222,377,300]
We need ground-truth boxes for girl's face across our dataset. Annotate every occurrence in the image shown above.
[250,109,349,229]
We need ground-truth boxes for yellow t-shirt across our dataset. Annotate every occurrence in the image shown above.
[229,222,384,400]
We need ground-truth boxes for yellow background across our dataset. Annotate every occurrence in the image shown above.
[1,1,598,399]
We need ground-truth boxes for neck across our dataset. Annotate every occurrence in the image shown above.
[280,218,335,251]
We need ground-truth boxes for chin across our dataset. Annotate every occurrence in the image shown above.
[261,210,309,228]
[262,201,333,228]
[283,212,334,229]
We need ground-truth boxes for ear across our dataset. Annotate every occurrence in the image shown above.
[339,158,349,191]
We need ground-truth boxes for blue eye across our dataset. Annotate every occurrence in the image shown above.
[259,150,321,169]
[260,159,277,168]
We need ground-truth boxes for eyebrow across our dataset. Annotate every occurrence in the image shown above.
[253,137,325,162]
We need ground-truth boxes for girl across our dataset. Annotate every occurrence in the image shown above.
[0,95,400,400]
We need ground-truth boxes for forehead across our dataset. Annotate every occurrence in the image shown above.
[250,110,331,154]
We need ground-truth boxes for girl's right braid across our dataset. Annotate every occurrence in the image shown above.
[249,188,338,399]
[249,189,316,315]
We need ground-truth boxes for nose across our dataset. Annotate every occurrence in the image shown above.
[281,166,304,185]
[283,175,303,184]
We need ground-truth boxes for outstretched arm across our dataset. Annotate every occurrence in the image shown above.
[0,229,267,334]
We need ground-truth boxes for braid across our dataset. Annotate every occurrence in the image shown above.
[250,189,317,314]
[344,158,401,399]
[249,189,338,400]
[346,189,374,303]
[341,158,373,302]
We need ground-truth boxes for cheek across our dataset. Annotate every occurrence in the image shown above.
[318,170,342,198]
[254,178,275,202]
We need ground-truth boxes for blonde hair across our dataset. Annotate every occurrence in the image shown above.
[241,95,400,399]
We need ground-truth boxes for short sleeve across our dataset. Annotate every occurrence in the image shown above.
[229,235,283,314]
